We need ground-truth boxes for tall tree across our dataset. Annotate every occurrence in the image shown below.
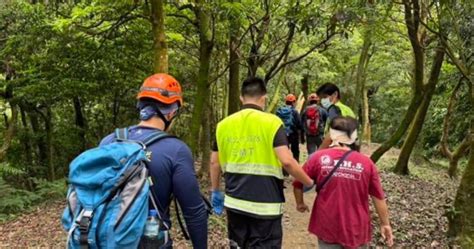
[448,80,474,247]
[371,0,429,163]
[440,79,470,177]
[150,0,168,73]
[394,44,445,174]
[227,0,241,115]
[188,0,214,152]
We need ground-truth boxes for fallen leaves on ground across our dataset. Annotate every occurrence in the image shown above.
[370,171,459,247]
[0,166,461,248]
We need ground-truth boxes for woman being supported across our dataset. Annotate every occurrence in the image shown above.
[293,117,394,248]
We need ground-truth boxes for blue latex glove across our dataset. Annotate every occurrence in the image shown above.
[211,190,224,215]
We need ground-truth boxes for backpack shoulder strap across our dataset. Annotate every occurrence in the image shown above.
[316,150,353,193]
[142,130,177,147]
[115,128,129,141]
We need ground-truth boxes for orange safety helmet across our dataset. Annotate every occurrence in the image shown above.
[308,93,318,101]
[137,73,183,106]
[285,94,296,102]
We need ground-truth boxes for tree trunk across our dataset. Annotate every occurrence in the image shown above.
[440,78,470,177]
[228,0,241,115]
[354,31,372,115]
[394,46,445,175]
[0,104,18,161]
[447,138,470,178]
[221,75,228,121]
[361,87,371,145]
[301,74,309,109]
[45,107,55,180]
[266,78,282,113]
[371,0,426,163]
[198,102,211,178]
[112,91,120,127]
[29,110,46,171]
[19,105,34,185]
[188,0,214,153]
[246,11,270,77]
[0,66,17,161]
[73,96,88,151]
[150,0,168,73]
[448,80,474,246]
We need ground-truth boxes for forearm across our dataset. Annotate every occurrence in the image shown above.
[293,187,305,205]
[210,152,221,190]
[373,197,390,226]
[283,160,313,186]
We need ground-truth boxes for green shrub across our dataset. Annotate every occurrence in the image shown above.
[0,178,66,222]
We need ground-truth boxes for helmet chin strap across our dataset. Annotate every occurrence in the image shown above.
[154,108,173,131]
[138,103,176,131]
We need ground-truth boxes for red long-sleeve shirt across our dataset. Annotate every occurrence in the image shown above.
[293,148,385,248]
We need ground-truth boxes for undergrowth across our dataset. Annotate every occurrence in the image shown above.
[0,178,66,223]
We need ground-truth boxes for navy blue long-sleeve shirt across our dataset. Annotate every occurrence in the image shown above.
[100,126,208,249]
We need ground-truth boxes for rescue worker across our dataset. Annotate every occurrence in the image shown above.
[210,77,314,248]
[301,93,327,155]
[100,74,209,249]
[276,94,303,162]
[316,82,356,149]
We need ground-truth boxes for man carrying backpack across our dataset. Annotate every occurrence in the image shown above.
[276,94,302,162]
[316,83,356,150]
[301,93,327,155]
[89,74,208,248]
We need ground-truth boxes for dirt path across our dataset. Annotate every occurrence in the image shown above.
[0,144,458,248]
[282,184,318,248]
[280,145,318,249]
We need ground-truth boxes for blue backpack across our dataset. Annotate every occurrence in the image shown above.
[62,128,172,249]
[276,106,295,135]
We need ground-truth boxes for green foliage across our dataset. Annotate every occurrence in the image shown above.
[0,162,25,177]
[0,177,66,222]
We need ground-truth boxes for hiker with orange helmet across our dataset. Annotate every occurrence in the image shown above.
[99,74,209,249]
[276,94,303,163]
[301,93,328,155]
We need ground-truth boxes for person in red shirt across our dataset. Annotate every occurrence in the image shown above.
[293,117,394,248]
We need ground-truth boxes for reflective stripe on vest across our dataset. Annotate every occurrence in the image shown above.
[224,195,283,216]
[216,109,285,216]
[223,163,283,179]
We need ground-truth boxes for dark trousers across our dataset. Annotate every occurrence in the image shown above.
[227,210,282,249]
[306,135,323,156]
[288,133,300,162]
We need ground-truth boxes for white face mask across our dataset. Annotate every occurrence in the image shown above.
[321,97,332,109]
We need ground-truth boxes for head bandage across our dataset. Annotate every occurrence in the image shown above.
[329,128,358,147]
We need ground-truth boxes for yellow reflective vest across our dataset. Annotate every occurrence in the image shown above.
[325,101,356,132]
[216,107,285,217]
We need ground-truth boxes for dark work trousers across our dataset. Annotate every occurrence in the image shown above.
[306,135,323,156]
[288,133,300,162]
[227,210,283,249]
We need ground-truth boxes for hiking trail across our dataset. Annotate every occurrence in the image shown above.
[0,144,459,248]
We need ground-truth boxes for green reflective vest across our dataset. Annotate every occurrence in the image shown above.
[325,101,356,132]
[216,108,284,217]
[335,101,356,118]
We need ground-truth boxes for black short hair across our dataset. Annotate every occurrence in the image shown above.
[241,77,267,98]
[309,100,318,105]
[330,117,358,137]
[330,117,360,151]
[316,82,340,99]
